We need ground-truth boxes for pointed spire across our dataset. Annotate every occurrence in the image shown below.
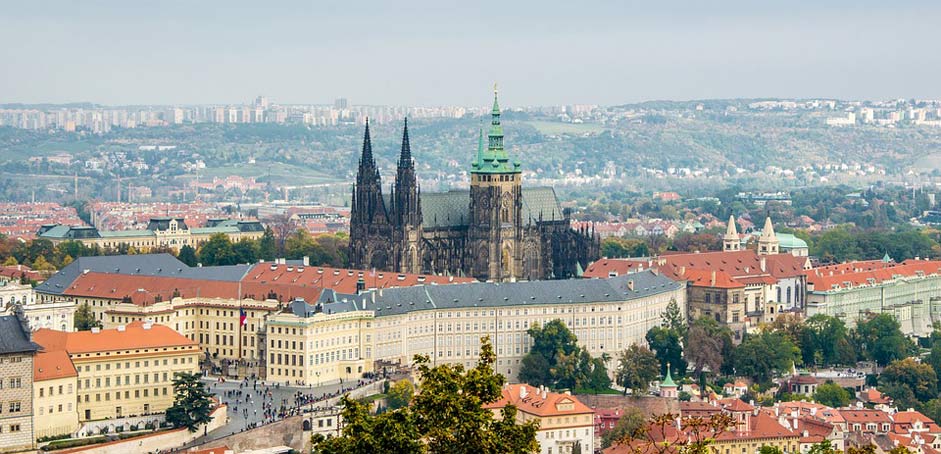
[662,363,676,387]
[760,216,776,240]
[361,118,374,165]
[492,83,500,115]
[398,118,411,168]
[725,215,738,237]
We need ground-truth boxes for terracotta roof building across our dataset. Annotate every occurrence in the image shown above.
[485,384,594,454]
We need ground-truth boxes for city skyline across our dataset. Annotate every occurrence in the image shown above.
[2,1,939,106]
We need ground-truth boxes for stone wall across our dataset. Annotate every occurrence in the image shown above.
[574,394,679,417]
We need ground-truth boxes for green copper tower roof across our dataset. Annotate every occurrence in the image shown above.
[661,363,676,387]
[471,85,521,174]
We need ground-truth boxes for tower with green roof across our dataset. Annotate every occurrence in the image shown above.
[467,86,524,281]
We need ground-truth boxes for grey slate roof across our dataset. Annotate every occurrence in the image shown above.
[314,270,682,318]
[35,254,252,295]
[421,187,565,228]
[0,315,40,354]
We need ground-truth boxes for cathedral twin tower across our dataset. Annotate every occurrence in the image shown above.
[349,90,599,282]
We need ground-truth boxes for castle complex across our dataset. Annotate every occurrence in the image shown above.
[349,90,599,281]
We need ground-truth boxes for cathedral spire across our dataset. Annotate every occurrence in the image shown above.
[473,126,484,169]
[398,118,411,168]
[361,118,374,165]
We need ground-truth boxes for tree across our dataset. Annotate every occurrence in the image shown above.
[732,331,798,385]
[880,358,938,403]
[165,372,214,432]
[646,326,686,378]
[807,440,840,454]
[600,406,645,448]
[801,314,855,367]
[314,337,539,454]
[232,238,259,264]
[197,233,236,266]
[759,447,784,454]
[178,245,198,267]
[601,237,648,258]
[258,226,277,261]
[813,382,851,408]
[386,379,414,410]
[519,319,580,389]
[661,298,686,336]
[853,313,915,366]
[616,344,660,395]
[685,317,733,378]
[74,302,101,331]
[31,255,56,272]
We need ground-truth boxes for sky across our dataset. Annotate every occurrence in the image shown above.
[1,1,938,107]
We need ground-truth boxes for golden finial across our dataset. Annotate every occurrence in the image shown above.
[493,82,498,95]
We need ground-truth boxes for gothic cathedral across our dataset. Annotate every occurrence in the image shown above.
[349,90,599,281]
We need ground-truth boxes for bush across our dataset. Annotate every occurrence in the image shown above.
[40,436,108,451]
[36,433,70,443]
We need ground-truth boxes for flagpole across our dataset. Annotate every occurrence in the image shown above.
[237,280,242,374]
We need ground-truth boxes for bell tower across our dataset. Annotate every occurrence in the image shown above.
[467,86,523,281]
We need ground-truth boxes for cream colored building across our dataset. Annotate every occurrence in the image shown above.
[37,218,264,253]
[266,270,686,385]
[33,321,200,422]
[485,384,594,454]
[266,302,374,386]
[103,297,280,364]
[0,282,77,332]
[32,350,79,438]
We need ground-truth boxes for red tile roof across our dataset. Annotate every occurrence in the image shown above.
[839,409,893,425]
[64,272,241,304]
[241,263,474,296]
[33,349,77,381]
[33,321,197,354]
[484,384,594,418]
[805,260,941,291]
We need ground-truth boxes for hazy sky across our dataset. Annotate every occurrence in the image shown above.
[1,1,938,106]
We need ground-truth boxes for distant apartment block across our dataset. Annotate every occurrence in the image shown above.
[37,217,264,252]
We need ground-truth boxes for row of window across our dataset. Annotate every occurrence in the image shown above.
[80,387,168,402]
[79,371,178,389]
[0,377,23,389]
[38,384,73,397]
[38,402,72,415]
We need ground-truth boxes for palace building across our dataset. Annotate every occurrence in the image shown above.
[349,90,599,282]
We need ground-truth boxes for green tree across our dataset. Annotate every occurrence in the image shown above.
[661,298,686,336]
[616,344,660,395]
[165,372,214,432]
[759,447,784,454]
[807,440,840,454]
[197,233,236,266]
[386,379,414,410]
[601,237,649,258]
[232,238,259,264]
[646,326,686,378]
[600,406,645,448]
[178,245,198,267]
[314,337,539,454]
[813,382,851,408]
[73,302,101,331]
[801,314,855,367]
[732,332,798,385]
[685,317,733,378]
[519,319,580,389]
[853,313,915,366]
[258,226,277,261]
[879,358,938,403]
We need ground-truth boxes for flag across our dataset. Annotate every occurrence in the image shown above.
[239,308,247,326]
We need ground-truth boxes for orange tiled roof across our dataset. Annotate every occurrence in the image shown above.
[484,384,593,418]
[64,272,241,304]
[805,260,941,291]
[33,349,77,381]
[241,263,474,296]
[840,409,893,424]
[33,321,197,354]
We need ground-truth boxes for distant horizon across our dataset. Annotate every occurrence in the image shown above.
[0,95,930,110]
[2,1,939,106]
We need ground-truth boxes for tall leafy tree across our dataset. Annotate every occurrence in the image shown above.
[801,314,855,367]
[313,337,539,454]
[813,382,851,408]
[685,317,733,378]
[615,344,660,395]
[165,372,214,432]
[197,233,236,266]
[73,302,101,331]
[853,313,915,366]
[646,326,686,377]
[732,331,798,385]
[232,238,259,264]
[600,407,645,448]
[879,358,938,403]
[258,226,277,261]
[386,379,414,410]
[178,244,198,267]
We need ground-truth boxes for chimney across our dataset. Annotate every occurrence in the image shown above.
[679,266,686,275]
[627,280,635,291]
[91,327,101,334]
[760,257,767,273]
[711,270,716,287]
[117,325,126,332]
[142,322,152,330]
[303,256,310,266]
[520,386,527,398]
